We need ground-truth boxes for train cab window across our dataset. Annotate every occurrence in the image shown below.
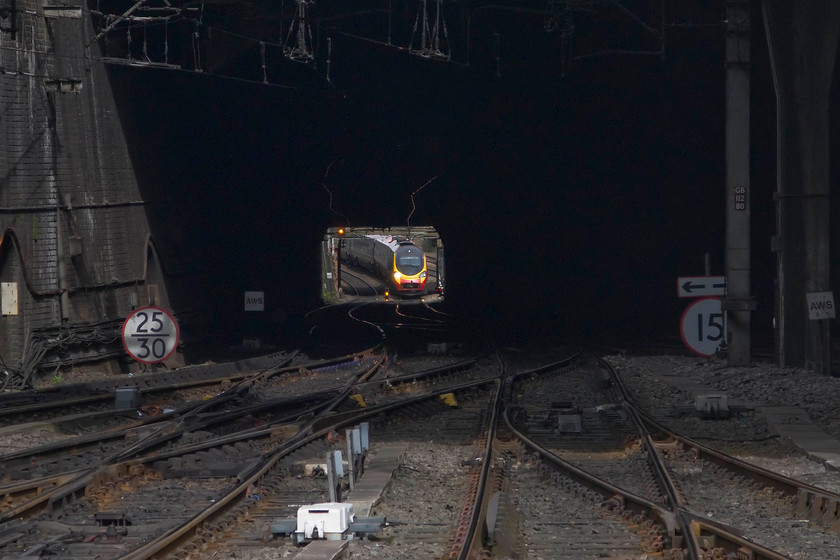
[396,254,424,274]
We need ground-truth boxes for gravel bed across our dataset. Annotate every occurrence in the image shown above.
[0,429,69,457]
[667,451,840,560]
[344,443,474,559]
[606,353,840,559]
[511,456,644,559]
[367,444,472,524]
[376,355,480,380]
[606,354,840,470]
[608,352,840,489]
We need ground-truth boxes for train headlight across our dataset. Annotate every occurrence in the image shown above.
[393,271,402,281]
[420,271,426,279]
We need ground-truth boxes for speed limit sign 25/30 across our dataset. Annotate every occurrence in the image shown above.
[122,306,180,363]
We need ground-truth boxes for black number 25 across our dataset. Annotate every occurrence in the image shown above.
[136,311,164,333]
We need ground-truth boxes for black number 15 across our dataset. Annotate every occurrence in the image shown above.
[698,312,725,342]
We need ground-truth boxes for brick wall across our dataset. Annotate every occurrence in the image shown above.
[0,3,163,376]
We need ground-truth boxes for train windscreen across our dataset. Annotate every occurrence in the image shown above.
[396,252,424,275]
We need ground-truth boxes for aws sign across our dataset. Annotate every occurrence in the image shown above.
[807,291,835,320]
[244,291,265,312]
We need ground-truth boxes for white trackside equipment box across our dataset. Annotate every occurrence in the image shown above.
[296,502,355,541]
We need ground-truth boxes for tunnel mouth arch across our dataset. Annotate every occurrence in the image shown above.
[321,226,445,305]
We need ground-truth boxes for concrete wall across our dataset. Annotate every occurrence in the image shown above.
[0,5,164,387]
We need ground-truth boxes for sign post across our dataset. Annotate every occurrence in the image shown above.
[680,297,728,358]
[122,306,179,364]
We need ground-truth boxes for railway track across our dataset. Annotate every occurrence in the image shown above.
[0,344,499,558]
[340,268,380,296]
[478,352,840,560]
[115,361,500,559]
[0,354,386,482]
[0,350,303,428]
[4,329,840,559]
[508,358,664,505]
[348,301,449,339]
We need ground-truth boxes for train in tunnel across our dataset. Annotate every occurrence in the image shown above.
[341,235,428,297]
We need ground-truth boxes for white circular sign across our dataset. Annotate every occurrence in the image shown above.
[680,297,728,358]
[122,306,179,363]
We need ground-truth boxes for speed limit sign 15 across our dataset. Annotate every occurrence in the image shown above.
[122,306,180,363]
[680,297,728,358]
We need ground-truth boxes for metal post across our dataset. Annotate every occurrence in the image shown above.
[347,427,358,479]
[359,422,370,475]
[764,2,840,372]
[335,236,342,298]
[326,451,337,502]
[346,428,355,490]
[436,238,444,293]
[723,0,754,366]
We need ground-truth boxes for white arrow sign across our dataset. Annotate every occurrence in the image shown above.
[677,276,727,298]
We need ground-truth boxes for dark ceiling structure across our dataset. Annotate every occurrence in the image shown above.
[1,1,839,386]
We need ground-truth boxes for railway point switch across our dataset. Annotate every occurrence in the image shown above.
[272,502,387,545]
[294,502,354,543]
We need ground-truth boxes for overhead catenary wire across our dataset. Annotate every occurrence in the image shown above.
[1,4,273,71]
[0,21,310,90]
[321,159,351,227]
[2,1,483,87]
[191,6,203,72]
[406,175,438,234]
[87,0,151,47]
[283,0,316,64]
